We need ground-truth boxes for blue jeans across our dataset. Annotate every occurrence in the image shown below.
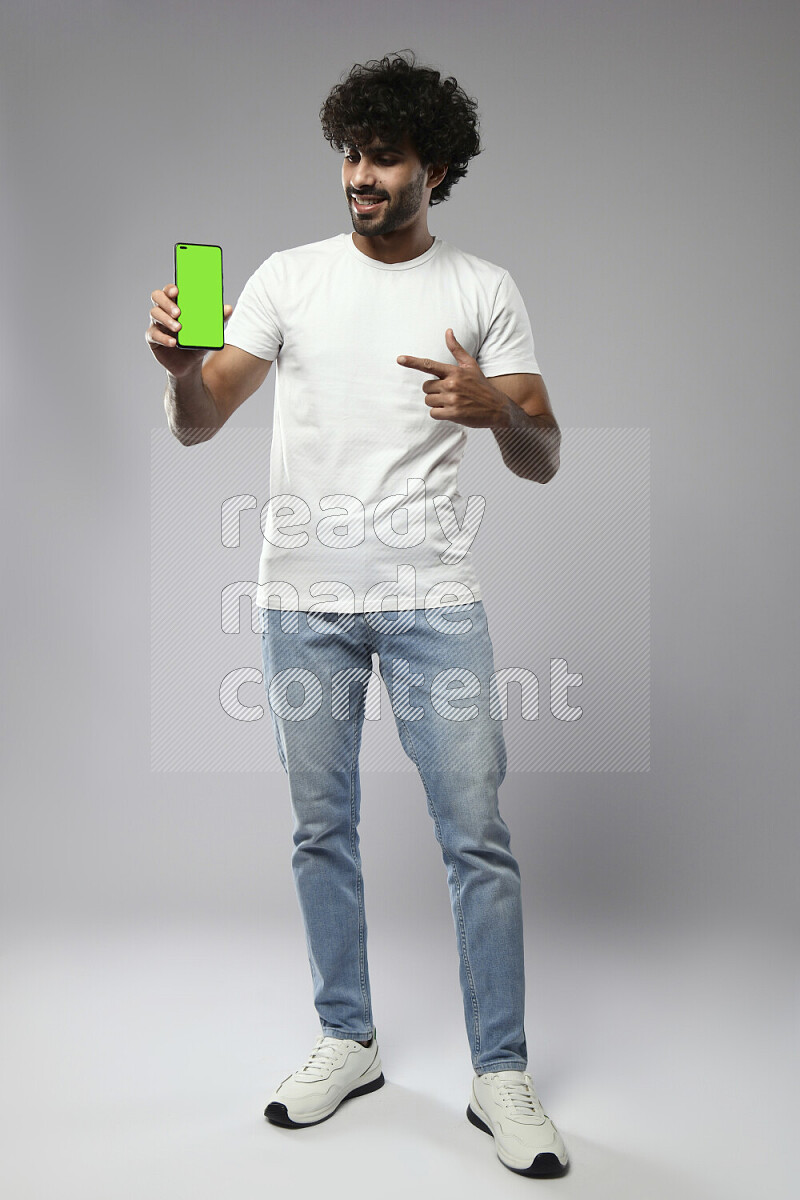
[259,600,527,1076]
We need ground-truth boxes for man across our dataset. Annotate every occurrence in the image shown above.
[147,50,568,1179]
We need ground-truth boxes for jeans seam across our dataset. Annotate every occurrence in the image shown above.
[319,1027,375,1041]
[475,1058,528,1076]
[349,654,370,1033]
[392,710,482,1064]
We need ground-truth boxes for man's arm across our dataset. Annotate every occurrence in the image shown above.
[486,372,561,484]
[164,345,273,445]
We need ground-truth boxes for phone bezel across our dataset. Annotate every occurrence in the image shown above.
[173,242,225,351]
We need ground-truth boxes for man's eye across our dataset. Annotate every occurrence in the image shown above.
[345,153,395,165]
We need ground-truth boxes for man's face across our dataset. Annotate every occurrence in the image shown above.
[342,133,435,235]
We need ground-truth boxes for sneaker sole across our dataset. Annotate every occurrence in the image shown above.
[466,1103,569,1178]
[265,1070,385,1128]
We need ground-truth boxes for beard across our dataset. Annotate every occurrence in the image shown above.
[349,169,427,235]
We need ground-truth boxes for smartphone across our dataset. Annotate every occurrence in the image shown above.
[173,242,224,350]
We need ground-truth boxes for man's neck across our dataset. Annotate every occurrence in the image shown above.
[350,230,435,265]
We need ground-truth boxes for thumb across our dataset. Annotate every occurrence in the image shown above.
[445,326,475,364]
[223,304,234,319]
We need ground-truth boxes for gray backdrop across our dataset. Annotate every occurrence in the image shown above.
[1,2,797,1199]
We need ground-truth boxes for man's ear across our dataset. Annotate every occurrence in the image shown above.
[429,163,448,189]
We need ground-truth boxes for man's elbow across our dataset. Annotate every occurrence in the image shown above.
[540,451,560,483]
[177,427,219,446]
[166,413,218,446]
[536,428,561,483]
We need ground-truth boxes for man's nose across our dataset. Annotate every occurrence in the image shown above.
[351,161,378,188]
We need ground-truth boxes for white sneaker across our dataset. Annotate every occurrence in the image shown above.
[264,1029,384,1127]
[467,1069,569,1176]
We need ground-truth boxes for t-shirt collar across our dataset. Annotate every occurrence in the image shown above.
[343,232,442,271]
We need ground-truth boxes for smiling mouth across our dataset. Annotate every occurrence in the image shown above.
[351,196,386,212]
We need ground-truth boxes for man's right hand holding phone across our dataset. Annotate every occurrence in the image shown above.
[146,283,233,376]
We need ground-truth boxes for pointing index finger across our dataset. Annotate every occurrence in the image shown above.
[396,354,451,377]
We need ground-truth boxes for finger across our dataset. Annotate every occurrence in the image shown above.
[152,286,181,320]
[150,302,181,335]
[396,354,451,377]
[445,328,480,369]
[146,326,179,348]
[160,285,180,308]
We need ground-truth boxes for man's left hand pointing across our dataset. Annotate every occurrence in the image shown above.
[397,329,511,429]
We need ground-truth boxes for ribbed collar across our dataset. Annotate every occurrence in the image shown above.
[343,231,442,271]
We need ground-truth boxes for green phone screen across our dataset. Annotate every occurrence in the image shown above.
[174,243,224,350]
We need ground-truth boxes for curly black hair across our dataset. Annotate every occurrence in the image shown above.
[319,49,482,206]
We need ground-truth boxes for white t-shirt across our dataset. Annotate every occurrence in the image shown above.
[222,232,540,614]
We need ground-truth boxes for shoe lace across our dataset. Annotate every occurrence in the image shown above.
[297,1037,350,1079]
[492,1072,543,1120]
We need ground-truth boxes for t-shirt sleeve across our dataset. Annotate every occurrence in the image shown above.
[476,270,541,376]
[223,254,284,361]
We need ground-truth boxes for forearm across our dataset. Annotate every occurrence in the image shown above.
[491,397,561,483]
[163,360,220,445]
